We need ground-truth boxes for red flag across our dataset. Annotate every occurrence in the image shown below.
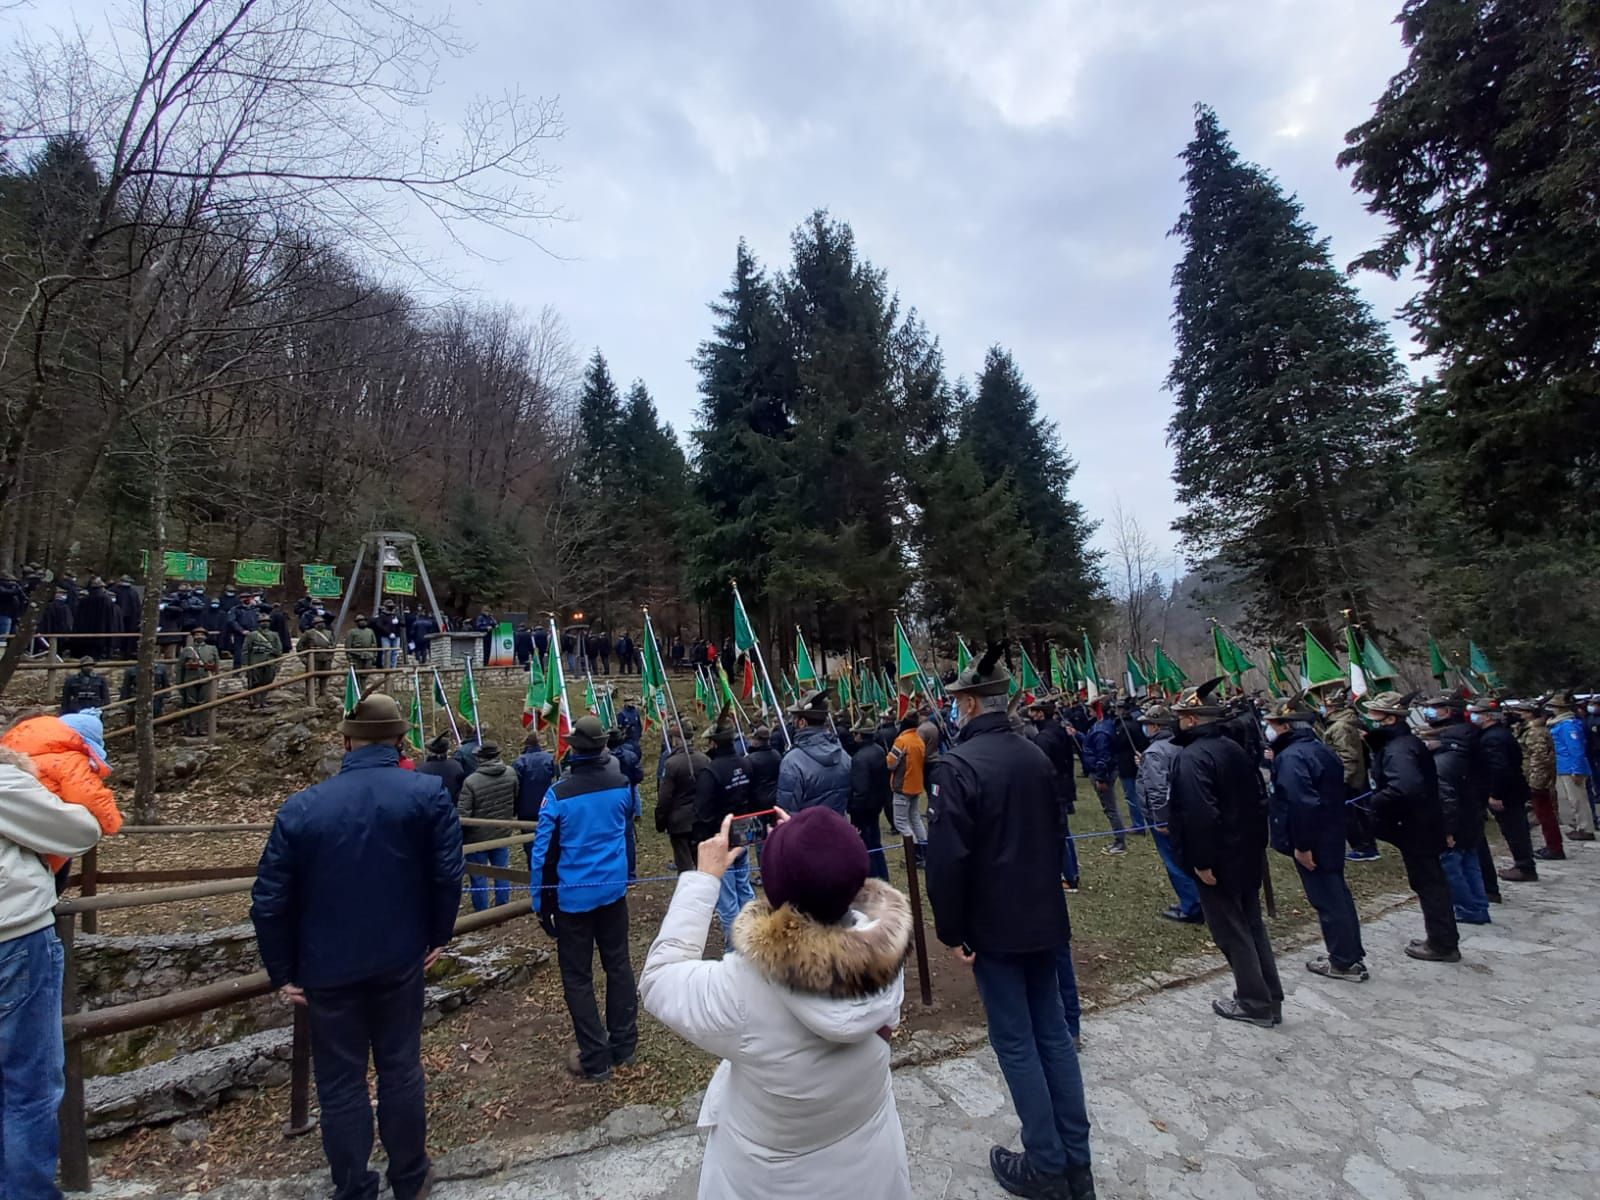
[742,658,755,703]
[897,689,911,720]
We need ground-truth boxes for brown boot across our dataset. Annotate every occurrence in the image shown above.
[1497,865,1537,883]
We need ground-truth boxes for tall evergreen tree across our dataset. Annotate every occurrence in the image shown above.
[960,346,1102,641]
[1341,0,1600,682]
[577,349,624,489]
[689,240,792,610]
[1166,105,1411,638]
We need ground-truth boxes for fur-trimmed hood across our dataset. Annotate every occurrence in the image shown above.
[732,878,911,1000]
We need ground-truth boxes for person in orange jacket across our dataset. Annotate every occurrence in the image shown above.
[0,710,123,872]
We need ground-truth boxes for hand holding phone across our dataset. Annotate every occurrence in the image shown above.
[729,808,780,848]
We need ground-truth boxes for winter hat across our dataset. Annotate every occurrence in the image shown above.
[568,715,608,753]
[340,694,409,740]
[60,710,109,767]
[760,807,869,924]
[477,741,502,762]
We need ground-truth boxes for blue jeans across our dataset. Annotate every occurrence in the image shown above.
[0,927,67,1200]
[1054,944,1082,1039]
[467,847,510,911]
[1296,862,1365,968]
[381,634,400,667]
[1153,828,1202,917]
[972,949,1092,1175]
[716,859,755,952]
[1120,776,1144,828]
[854,814,890,882]
[1061,817,1080,887]
[0,615,12,639]
[1441,846,1491,924]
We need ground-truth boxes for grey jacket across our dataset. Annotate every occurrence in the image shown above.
[1137,729,1182,827]
[459,760,518,823]
[777,728,851,815]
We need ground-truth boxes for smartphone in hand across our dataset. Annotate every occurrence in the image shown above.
[728,808,780,848]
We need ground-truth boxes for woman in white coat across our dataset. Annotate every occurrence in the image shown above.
[640,806,913,1199]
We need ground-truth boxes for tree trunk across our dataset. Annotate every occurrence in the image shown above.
[133,433,170,824]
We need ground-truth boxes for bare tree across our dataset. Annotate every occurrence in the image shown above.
[1108,498,1161,658]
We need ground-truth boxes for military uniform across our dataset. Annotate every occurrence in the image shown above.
[177,638,220,733]
[345,623,378,671]
[1512,708,1562,859]
[60,666,110,714]
[1322,702,1376,858]
[243,627,282,708]
[297,627,335,695]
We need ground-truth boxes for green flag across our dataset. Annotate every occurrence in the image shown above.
[432,671,448,709]
[344,666,362,716]
[1361,635,1399,686]
[1303,629,1343,690]
[1153,643,1187,692]
[895,621,920,679]
[956,637,972,674]
[408,679,425,752]
[456,664,480,727]
[1080,633,1100,701]
[641,614,669,731]
[1212,625,1256,683]
[1267,647,1292,698]
[1019,648,1043,694]
[1125,652,1149,690]
[1049,645,1066,691]
[795,630,818,688]
[1468,641,1501,689]
[732,586,758,653]
[694,670,709,713]
[838,668,853,708]
[1427,634,1450,689]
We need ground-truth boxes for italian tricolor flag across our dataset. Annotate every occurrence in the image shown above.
[541,619,574,757]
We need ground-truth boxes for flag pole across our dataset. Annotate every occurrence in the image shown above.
[642,608,681,757]
[433,666,462,745]
[893,611,951,743]
[731,579,793,750]
[464,655,482,735]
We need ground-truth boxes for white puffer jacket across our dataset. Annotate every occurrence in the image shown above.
[0,748,103,941]
[641,872,912,1199]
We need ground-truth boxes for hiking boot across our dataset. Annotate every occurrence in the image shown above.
[1064,1163,1098,1200]
[1571,830,1596,841]
[1405,940,1462,963]
[565,1046,612,1083]
[1533,846,1566,861]
[1211,997,1275,1028]
[1497,865,1537,883]
[1345,848,1381,863]
[989,1146,1072,1199]
[1158,905,1205,925]
[1102,842,1127,856]
[1307,957,1369,983]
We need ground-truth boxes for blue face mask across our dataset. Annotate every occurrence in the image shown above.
[1422,706,1440,721]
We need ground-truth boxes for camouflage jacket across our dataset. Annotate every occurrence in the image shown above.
[1516,717,1556,791]
[1321,707,1367,790]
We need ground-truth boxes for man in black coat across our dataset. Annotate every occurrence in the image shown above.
[1264,700,1366,982]
[250,695,463,1200]
[742,724,782,811]
[1362,691,1459,962]
[1029,698,1081,891]
[847,717,892,882]
[1168,678,1280,1027]
[112,575,142,658]
[1421,695,1492,925]
[926,648,1096,1200]
[1471,699,1538,883]
[73,577,121,662]
[1111,702,1149,828]
[693,721,754,954]
[60,657,110,714]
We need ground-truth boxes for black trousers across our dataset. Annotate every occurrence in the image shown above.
[1093,778,1127,845]
[668,832,697,873]
[1346,784,1378,854]
[1196,882,1282,1018]
[305,961,430,1200]
[555,898,638,1077]
[1399,845,1460,953]
[1296,863,1365,969]
[1490,801,1536,874]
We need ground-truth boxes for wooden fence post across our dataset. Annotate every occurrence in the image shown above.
[284,1005,316,1137]
[901,835,933,1006]
[56,910,90,1192]
[45,635,60,698]
[79,848,98,935]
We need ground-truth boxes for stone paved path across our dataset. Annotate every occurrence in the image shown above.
[171,845,1600,1200]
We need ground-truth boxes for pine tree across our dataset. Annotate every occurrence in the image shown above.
[689,240,792,610]
[1341,0,1600,682]
[961,346,1102,639]
[577,349,625,490]
[1166,105,1411,639]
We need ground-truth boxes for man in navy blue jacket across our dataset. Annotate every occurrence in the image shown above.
[528,715,638,1082]
[1264,699,1367,983]
[251,695,464,1200]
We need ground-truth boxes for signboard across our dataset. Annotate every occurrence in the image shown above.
[306,574,344,599]
[382,570,416,596]
[141,551,208,581]
[301,563,336,582]
[233,559,284,587]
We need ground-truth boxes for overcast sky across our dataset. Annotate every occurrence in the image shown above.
[13,0,1422,565]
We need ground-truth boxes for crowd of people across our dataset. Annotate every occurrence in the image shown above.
[4,614,1598,1200]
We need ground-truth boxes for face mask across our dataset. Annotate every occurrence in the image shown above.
[1469,712,1484,725]
[1143,726,1158,739]
[1422,706,1439,721]
[1263,724,1280,744]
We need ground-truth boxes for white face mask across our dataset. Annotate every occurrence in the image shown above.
[1469,712,1484,725]
[1263,724,1280,744]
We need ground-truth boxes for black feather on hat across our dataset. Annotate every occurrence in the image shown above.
[1173,675,1228,717]
[947,641,1012,697]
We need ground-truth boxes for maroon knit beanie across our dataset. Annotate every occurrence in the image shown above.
[760,807,870,924]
